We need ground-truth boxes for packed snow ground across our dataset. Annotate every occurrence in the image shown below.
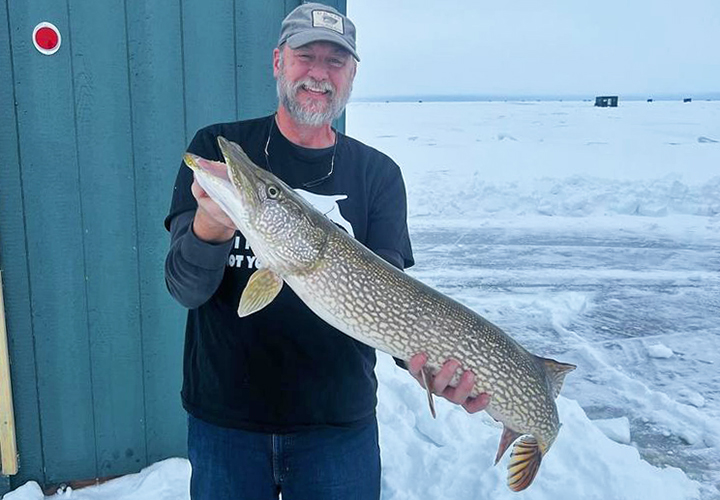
[4,100,719,499]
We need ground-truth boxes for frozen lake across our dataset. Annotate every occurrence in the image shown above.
[350,100,720,499]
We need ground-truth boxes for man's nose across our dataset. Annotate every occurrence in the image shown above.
[307,61,330,80]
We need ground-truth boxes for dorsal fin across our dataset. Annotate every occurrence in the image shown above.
[538,357,576,399]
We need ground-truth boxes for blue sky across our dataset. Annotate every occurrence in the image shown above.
[348,0,720,98]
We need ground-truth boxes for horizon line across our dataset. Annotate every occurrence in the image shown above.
[350,92,720,103]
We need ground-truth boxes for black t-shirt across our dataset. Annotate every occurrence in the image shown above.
[165,114,414,433]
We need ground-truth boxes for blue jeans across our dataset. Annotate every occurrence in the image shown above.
[187,414,381,500]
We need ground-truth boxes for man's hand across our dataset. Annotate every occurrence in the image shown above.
[191,176,236,243]
[408,353,490,414]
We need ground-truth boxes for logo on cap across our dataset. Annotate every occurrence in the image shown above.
[312,10,344,34]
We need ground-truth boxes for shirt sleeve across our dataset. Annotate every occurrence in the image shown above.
[365,158,415,270]
[164,211,234,309]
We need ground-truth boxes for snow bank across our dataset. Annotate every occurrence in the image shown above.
[375,354,699,500]
[2,459,190,500]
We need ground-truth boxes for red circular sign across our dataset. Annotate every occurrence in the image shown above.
[32,22,61,55]
[35,27,59,50]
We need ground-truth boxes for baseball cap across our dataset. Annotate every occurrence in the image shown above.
[278,3,359,61]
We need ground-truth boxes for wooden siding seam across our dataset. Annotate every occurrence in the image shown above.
[122,0,150,468]
[64,0,100,479]
[233,0,239,121]
[179,0,189,146]
[4,0,49,483]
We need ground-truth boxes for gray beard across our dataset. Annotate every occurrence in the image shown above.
[276,69,352,126]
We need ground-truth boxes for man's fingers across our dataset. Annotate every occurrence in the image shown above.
[441,369,475,403]
[408,353,427,379]
[191,179,208,199]
[432,359,461,394]
[462,392,491,414]
[406,353,491,415]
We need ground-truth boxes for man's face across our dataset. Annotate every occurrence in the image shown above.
[274,41,356,126]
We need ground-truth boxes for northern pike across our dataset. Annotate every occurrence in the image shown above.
[184,137,576,492]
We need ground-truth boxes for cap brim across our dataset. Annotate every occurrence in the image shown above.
[286,31,359,61]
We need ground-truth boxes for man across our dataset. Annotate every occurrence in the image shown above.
[165,3,489,499]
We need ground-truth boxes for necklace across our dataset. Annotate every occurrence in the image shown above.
[264,117,338,188]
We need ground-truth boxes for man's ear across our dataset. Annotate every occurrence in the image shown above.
[273,47,281,77]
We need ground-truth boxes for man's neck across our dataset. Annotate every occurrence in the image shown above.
[275,107,336,149]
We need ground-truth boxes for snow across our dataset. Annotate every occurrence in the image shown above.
[648,343,675,359]
[593,416,632,444]
[4,99,718,499]
[2,459,190,500]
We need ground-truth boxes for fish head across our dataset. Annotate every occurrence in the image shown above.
[184,137,330,274]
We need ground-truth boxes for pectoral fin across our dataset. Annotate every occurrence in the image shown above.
[495,425,522,465]
[420,368,437,419]
[237,269,284,317]
[507,436,542,492]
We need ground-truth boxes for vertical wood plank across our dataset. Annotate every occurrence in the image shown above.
[7,0,97,484]
[0,0,45,488]
[331,0,347,133]
[236,0,288,120]
[125,0,188,464]
[67,0,146,477]
[0,271,18,475]
[181,0,237,139]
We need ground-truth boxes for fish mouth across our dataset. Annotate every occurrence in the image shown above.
[183,153,229,181]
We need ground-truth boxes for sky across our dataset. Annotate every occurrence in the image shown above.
[347,0,720,99]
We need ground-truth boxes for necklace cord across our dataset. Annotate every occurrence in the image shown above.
[264,117,338,188]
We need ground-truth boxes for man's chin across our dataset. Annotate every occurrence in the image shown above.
[290,106,335,126]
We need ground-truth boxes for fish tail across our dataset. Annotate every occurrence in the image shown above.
[507,436,542,492]
[538,356,576,399]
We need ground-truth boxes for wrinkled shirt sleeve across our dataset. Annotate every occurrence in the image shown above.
[165,210,234,309]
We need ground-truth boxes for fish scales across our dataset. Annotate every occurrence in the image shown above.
[184,137,576,492]
[286,231,558,436]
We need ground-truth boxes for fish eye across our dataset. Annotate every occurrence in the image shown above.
[267,185,280,199]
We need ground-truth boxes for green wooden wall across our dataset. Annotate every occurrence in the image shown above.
[0,0,346,492]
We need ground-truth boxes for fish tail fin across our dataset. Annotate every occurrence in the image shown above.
[507,436,543,492]
[538,356,576,399]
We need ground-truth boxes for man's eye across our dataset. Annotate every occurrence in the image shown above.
[329,59,345,67]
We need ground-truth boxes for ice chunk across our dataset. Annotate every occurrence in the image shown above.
[592,416,632,444]
[647,344,674,359]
